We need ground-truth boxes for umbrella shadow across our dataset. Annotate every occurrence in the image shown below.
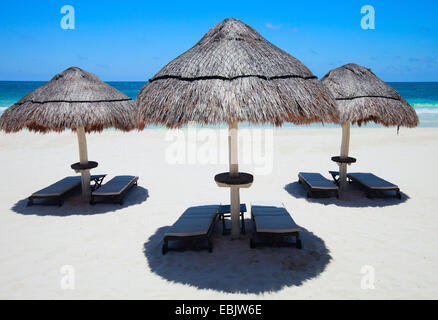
[11,186,149,216]
[284,181,409,208]
[143,221,331,294]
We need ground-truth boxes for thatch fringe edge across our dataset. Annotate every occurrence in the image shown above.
[150,74,318,83]
[15,99,133,105]
[336,96,401,101]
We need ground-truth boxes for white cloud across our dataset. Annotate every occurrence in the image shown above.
[265,23,282,30]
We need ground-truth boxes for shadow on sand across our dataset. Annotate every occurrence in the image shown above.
[143,221,331,294]
[11,186,149,216]
[285,181,409,208]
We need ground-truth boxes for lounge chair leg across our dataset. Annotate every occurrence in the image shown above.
[222,214,226,235]
[162,241,168,255]
[250,238,256,249]
[241,212,246,234]
[296,235,302,249]
[249,232,257,249]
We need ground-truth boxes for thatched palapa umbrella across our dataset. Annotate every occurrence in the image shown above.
[0,67,136,200]
[321,63,419,188]
[137,18,338,238]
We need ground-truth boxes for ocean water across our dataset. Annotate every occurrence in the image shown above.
[1,81,437,128]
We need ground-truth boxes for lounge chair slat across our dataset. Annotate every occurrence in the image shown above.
[298,172,339,198]
[28,174,106,206]
[298,172,338,190]
[329,171,401,199]
[181,205,221,218]
[162,204,220,254]
[165,217,214,237]
[32,176,81,197]
[347,173,398,190]
[250,202,302,249]
[254,215,300,233]
[92,176,138,196]
[251,207,288,217]
[90,175,138,205]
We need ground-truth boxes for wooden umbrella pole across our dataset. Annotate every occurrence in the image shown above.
[229,121,239,177]
[76,127,91,200]
[229,121,241,239]
[339,122,351,188]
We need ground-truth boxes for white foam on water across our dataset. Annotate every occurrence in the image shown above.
[415,108,438,115]
[0,106,8,114]
[410,103,438,108]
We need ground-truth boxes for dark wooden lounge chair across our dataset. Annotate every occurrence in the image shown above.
[298,172,339,198]
[27,175,106,206]
[329,171,401,199]
[162,205,220,255]
[90,175,139,205]
[250,201,302,249]
[218,204,246,235]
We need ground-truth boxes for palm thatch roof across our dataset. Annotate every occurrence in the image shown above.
[0,67,136,133]
[136,18,338,129]
[321,63,418,127]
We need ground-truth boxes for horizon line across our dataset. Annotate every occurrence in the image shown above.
[1,80,438,83]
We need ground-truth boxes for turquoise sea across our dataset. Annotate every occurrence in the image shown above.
[1,81,437,128]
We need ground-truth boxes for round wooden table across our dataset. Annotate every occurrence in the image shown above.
[214,172,253,188]
[331,156,357,165]
[214,172,253,238]
[71,161,98,172]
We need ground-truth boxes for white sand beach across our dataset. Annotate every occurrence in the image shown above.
[0,127,437,299]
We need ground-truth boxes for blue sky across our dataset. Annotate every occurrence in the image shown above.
[0,0,437,81]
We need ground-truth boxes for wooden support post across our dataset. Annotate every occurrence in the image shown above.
[229,121,239,177]
[339,122,351,189]
[230,186,241,239]
[228,121,240,239]
[76,127,90,201]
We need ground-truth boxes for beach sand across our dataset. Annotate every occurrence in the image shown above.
[0,127,437,299]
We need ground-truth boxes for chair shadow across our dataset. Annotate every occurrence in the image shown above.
[143,221,332,294]
[11,186,149,216]
[285,181,409,208]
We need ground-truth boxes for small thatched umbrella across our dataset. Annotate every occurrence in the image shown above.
[321,63,419,188]
[0,67,136,200]
[137,18,338,238]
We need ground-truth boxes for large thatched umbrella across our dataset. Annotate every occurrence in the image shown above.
[137,18,338,238]
[0,67,136,200]
[321,63,419,188]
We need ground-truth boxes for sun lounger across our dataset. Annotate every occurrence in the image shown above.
[27,175,106,206]
[90,175,139,205]
[218,204,247,235]
[329,171,401,199]
[162,205,220,255]
[250,201,302,249]
[298,172,339,198]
